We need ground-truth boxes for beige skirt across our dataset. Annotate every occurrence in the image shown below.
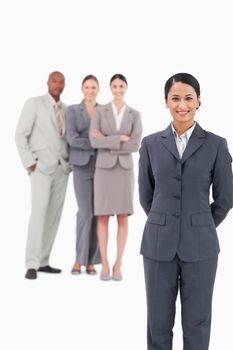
[94,162,134,215]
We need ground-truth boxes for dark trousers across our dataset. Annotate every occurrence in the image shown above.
[143,255,218,350]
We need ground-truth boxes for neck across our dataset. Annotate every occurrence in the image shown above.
[113,99,124,109]
[49,93,60,102]
[84,99,96,108]
[172,120,195,136]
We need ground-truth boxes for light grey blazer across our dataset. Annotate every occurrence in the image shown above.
[65,101,96,166]
[15,94,71,175]
[139,123,233,262]
[89,103,142,169]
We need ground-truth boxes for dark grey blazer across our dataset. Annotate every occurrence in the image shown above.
[65,101,96,166]
[139,123,233,262]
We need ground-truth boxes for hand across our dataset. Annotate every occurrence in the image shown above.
[92,129,104,138]
[120,134,130,142]
[31,163,37,172]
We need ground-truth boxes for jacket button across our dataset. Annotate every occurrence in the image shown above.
[172,213,180,218]
[173,195,181,200]
[174,176,181,181]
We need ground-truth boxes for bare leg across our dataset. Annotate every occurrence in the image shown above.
[113,214,128,278]
[97,215,110,278]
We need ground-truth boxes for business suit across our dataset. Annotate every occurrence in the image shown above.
[139,123,233,350]
[15,93,71,269]
[90,103,142,215]
[66,101,100,265]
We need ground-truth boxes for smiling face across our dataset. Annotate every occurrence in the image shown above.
[166,82,200,127]
[110,78,127,102]
[81,78,99,103]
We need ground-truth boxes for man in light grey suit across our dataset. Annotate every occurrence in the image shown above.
[139,73,233,350]
[15,71,71,279]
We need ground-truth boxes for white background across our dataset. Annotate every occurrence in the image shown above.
[1,0,233,349]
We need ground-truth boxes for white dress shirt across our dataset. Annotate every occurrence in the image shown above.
[171,122,196,158]
[111,102,126,131]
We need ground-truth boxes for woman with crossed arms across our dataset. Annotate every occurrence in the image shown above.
[90,74,142,281]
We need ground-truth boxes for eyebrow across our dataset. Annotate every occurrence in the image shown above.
[171,93,194,97]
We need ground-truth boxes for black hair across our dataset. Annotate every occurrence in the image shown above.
[110,74,128,85]
[164,73,200,100]
[82,74,99,86]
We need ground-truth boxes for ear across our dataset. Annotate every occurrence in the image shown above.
[165,99,169,108]
[196,97,201,110]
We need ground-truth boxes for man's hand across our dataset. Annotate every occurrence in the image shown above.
[30,163,37,172]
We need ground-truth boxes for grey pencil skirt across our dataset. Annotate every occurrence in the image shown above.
[94,162,134,215]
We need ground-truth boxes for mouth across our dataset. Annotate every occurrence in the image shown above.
[176,111,189,117]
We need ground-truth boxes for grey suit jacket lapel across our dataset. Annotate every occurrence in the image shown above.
[181,123,206,164]
[161,123,206,163]
[161,125,180,161]
[119,106,131,133]
[42,94,57,129]
[79,100,90,128]
[105,103,117,134]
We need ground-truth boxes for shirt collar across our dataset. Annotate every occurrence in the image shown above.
[47,93,62,108]
[171,122,196,140]
[111,101,126,115]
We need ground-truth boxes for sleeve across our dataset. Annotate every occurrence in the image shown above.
[89,107,121,150]
[65,108,92,150]
[138,137,155,215]
[211,138,233,227]
[15,98,37,169]
[110,111,143,154]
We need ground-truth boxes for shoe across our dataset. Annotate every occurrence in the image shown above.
[71,268,81,275]
[86,267,97,275]
[112,265,122,281]
[100,274,111,281]
[38,265,61,273]
[25,268,37,280]
[112,274,122,281]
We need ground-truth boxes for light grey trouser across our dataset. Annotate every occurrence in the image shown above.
[73,156,100,265]
[26,165,68,269]
[143,255,218,350]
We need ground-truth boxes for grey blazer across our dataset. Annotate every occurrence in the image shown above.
[65,101,96,166]
[15,94,71,175]
[89,103,142,169]
[139,123,233,262]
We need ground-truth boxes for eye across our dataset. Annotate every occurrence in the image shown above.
[186,96,193,100]
[171,97,179,101]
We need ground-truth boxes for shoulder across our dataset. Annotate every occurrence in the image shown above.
[204,129,225,142]
[201,127,228,148]
[65,103,84,116]
[142,130,164,144]
[21,95,43,111]
[127,105,140,117]
[25,95,42,104]
[96,103,111,111]
[94,103,111,117]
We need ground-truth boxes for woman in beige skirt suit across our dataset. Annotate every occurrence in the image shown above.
[89,74,142,281]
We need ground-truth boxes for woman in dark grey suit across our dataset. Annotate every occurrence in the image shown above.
[66,75,100,275]
[90,74,142,281]
[139,73,233,350]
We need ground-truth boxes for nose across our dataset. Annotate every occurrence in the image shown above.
[178,99,188,109]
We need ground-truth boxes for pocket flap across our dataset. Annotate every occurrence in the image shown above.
[191,212,213,226]
[147,211,166,225]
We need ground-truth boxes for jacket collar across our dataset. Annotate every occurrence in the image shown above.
[161,123,206,163]
[104,102,131,134]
